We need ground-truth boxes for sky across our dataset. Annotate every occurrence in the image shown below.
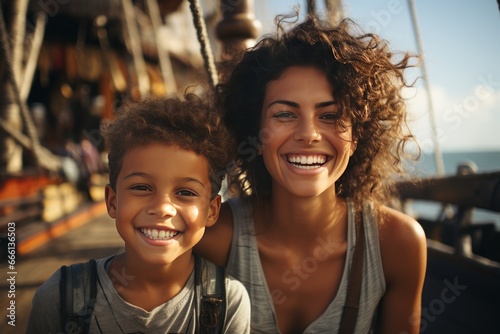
[253,0,500,153]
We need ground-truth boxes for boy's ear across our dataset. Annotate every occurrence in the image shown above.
[105,184,117,219]
[206,195,221,228]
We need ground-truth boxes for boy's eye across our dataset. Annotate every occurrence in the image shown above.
[130,184,151,192]
[176,189,197,197]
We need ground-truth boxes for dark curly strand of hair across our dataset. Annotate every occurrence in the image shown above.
[217,15,419,208]
[101,94,236,198]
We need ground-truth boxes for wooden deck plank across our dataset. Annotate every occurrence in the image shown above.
[0,206,123,333]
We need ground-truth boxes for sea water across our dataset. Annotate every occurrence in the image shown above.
[404,150,500,228]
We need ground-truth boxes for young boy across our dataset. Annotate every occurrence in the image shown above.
[26,95,250,333]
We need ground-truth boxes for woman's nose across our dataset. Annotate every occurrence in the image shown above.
[294,117,322,144]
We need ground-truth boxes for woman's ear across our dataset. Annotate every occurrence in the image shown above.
[257,142,263,155]
[350,139,358,156]
[105,184,117,219]
[205,195,222,228]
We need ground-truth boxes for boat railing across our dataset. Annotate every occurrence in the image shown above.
[396,164,500,263]
[396,164,500,332]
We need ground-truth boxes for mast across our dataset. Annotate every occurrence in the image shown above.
[308,0,344,26]
[324,0,343,26]
[216,0,261,64]
[408,0,445,176]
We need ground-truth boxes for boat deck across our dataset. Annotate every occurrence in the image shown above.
[0,201,124,333]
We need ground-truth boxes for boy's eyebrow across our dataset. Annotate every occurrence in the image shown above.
[178,177,207,187]
[266,99,338,109]
[124,173,207,187]
[123,172,148,180]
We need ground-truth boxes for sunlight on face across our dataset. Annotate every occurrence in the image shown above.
[259,66,355,198]
[106,144,219,267]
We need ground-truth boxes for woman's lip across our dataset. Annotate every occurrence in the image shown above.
[285,151,331,156]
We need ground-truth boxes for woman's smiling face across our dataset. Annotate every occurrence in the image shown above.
[260,66,356,198]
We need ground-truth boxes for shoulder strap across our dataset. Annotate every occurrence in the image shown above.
[194,255,226,334]
[339,211,365,334]
[60,259,98,334]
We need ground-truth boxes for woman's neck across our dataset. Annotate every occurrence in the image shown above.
[255,185,347,243]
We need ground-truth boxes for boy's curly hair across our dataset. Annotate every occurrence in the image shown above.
[217,16,419,208]
[101,94,235,198]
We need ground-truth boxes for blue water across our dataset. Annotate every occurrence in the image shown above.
[404,150,500,228]
[408,150,500,177]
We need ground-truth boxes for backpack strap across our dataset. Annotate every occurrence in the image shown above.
[194,254,226,334]
[339,212,365,334]
[60,259,98,334]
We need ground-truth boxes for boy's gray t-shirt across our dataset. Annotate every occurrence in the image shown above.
[26,255,251,333]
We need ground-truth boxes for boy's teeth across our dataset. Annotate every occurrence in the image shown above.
[140,228,178,240]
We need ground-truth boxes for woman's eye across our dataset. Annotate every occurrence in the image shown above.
[130,185,151,192]
[273,111,296,119]
[320,113,341,121]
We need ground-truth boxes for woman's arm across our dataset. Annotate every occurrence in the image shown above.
[194,201,234,267]
[377,206,427,334]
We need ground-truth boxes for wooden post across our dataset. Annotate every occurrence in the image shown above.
[1,0,29,173]
[216,0,261,65]
[146,0,177,96]
[121,0,150,98]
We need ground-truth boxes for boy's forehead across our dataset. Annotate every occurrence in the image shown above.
[120,143,211,178]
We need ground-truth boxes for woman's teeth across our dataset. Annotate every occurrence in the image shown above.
[140,228,179,240]
[287,154,327,169]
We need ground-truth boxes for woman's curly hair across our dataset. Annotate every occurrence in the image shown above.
[101,94,236,198]
[217,15,419,208]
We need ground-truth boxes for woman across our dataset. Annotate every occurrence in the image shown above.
[196,15,426,334]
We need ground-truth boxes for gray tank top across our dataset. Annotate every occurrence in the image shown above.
[226,197,386,333]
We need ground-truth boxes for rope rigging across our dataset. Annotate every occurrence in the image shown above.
[188,0,219,89]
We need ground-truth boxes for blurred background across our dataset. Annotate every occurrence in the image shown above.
[0,1,499,333]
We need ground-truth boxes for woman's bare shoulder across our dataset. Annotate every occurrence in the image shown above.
[377,206,425,242]
[377,206,427,284]
[194,201,234,267]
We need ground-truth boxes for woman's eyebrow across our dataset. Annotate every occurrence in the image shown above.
[266,99,338,110]
[316,100,338,108]
[266,99,299,109]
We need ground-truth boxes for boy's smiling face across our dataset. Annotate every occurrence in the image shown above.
[105,143,220,267]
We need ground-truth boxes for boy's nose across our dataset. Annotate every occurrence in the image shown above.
[148,196,177,217]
